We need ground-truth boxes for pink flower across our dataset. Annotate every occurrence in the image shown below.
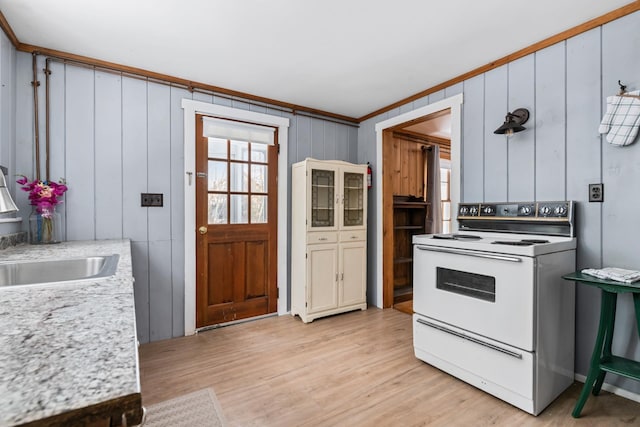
[16,175,68,214]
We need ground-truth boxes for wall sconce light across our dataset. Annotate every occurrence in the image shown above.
[493,108,530,137]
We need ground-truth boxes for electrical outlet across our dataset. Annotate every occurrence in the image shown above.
[141,193,163,207]
[588,184,604,203]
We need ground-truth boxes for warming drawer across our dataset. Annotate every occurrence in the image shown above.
[413,314,536,413]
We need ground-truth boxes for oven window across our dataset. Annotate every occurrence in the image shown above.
[436,267,496,302]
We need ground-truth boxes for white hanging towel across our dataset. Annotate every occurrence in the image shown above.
[582,267,640,283]
[599,90,640,146]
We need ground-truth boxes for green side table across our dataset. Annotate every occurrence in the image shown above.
[562,271,640,418]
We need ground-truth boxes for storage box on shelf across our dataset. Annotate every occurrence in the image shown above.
[291,158,368,323]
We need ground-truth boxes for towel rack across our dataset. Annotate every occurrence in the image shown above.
[618,80,640,99]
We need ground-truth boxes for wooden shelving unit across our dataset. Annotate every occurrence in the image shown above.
[393,196,431,303]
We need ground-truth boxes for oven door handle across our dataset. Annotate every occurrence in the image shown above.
[416,318,523,359]
[415,246,522,263]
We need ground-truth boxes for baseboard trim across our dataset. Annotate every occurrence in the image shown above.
[574,373,640,403]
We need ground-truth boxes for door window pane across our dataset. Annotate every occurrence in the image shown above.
[251,164,268,193]
[208,137,227,159]
[230,195,248,224]
[208,161,227,191]
[230,140,249,161]
[208,194,227,224]
[230,163,248,192]
[251,144,267,163]
[251,195,268,223]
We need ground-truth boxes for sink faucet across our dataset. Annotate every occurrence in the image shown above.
[0,165,19,214]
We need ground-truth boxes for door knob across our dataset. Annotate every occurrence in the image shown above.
[198,226,208,235]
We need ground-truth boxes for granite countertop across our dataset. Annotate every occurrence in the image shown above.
[0,240,142,427]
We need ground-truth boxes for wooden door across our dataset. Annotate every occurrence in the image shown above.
[195,115,278,328]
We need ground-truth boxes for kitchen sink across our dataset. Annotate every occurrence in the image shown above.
[0,254,119,287]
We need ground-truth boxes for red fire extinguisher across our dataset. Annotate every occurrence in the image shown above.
[367,162,372,189]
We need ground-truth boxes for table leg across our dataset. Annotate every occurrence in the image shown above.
[572,290,616,418]
[634,293,640,339]
[593,292,617,395]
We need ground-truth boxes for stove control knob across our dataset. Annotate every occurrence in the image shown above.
[520,206,532,215]
[554,205,567,216]
[483,206,494,215]
[540,206,551,216]
[460,206,469,216]
[470,206,478,216]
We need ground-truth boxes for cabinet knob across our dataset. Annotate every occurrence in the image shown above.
[198,226,208,235]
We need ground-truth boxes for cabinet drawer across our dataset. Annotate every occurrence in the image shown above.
[308,232,338,244]
[340,230,366,242]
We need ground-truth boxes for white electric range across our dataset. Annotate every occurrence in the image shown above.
[412,201,577,416]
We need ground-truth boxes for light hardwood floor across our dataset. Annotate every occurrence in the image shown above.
[139,308,639,426]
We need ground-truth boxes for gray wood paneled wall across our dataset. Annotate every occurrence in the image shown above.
[358,11,640,395]
[9,54,357,344]
[0,30,16,198]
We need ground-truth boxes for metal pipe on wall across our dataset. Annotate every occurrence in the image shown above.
[31,52,41,181]
[44,58,51,181]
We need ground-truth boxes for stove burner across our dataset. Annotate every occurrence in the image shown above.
[432,234,482,240]
[521,239,550,244]
[491,240,535,246]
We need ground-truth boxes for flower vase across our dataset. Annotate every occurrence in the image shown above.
[29,207,62,244]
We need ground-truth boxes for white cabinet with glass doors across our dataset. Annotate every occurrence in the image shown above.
[291,158,367,323]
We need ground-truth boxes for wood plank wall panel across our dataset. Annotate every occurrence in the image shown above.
[311,118,324,159]
[122,78,149,242]
[296,115,311,161]
[122,77,150,342]
[149,239,173,341]
[147,82,173,342]
[462,75,485,203]
[336,125,348,161]
[170,86,190,338]
[444,83,463,98]
[535,43,567,201]
[348,126,358,164]
[147,83,172,242]
[47,61,67,238]
[507,56,535,201]
[429,90,445,104]
[565,27,604,380]
[131,240,150,344]
[13,53,33,211]
[483,66,508,202]
[94,71,123,239]
[0,31,14,184]
[324,121,336,159]
[64,66,95,240]
[601,11,640,395]
[358,10,640,396]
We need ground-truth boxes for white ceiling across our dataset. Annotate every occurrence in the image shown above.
[0,0,634,119]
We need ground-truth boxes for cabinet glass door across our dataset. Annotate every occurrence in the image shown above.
[343,172,364,226]
[311,169,335,227]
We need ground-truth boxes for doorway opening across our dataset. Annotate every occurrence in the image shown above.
[182,100,290,336]
[373,94,463,311]
[382,110,452,312]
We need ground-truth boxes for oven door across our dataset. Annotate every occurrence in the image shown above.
[413,244,535,351]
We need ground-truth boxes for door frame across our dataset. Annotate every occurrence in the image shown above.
[182,99,290,336]
[373,94,463,308]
